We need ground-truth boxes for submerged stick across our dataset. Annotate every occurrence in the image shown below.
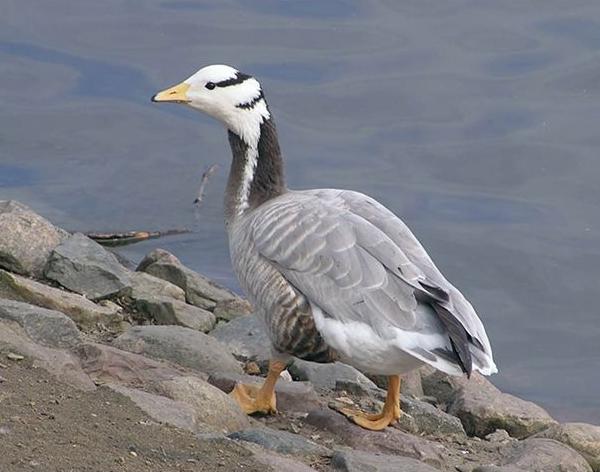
[86,229,190,247]
[193,163,219,207]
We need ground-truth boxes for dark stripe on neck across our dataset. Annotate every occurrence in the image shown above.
[216,72,251,88]
[236,90,265,110]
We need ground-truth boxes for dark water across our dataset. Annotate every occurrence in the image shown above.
[1,1,599,422]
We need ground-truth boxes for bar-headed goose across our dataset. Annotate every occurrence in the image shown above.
[152,65,497,430]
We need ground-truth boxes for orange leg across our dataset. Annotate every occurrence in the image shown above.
[338,375,402,430]
[230,360,286,415]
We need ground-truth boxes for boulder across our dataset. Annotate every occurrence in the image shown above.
[290,359,377,393]
[127,271,185,301]
[134,295,216,332]
[420,368,496,406]
[0,298,82,349]
[137,249,238,309]
[0,269,123,330]
[76,342,185,386]
[0,200,67,276]
[44,233,131,300]
[156,376,250,433]
[0,319,94,391]
[448,377,556,439]
[249,446,319,472]
[213,298,253,321]
[398,395,466,436]
[331,449,439,472]
[210,314,271,362]
[535,422,600,471]
[107,383,196,432]
[501,438,592,472]
[228,428,330,456]
[112,325,242,375]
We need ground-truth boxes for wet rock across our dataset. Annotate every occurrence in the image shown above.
[0,320,94,391]
[0,299,82,349]
[501,438,592,472]
[0,200,67,277]
[448,377,556,439]
[157,376,250,433]
[331,449,439,472]
[0,269,123,330]
[398,395,466,436]
[112,325,242,375]
[210,315,271,362]
[229,427,330,456]
[137,249,237,310]
[44,233,131,300]
[134,295,216,332]
[207,371,324,413]
[534,422,600,471]
[304,408,450,468]
[76,342,185,386]
[107,383,197,432]
[127,271,185,301]
[213,298,253,322]
[290,359,377,393]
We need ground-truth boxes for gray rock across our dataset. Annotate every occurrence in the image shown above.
[420,367,496,406]
[211,314,271,362]
[112,325,242,375]
[157,376,250,433]
[485,429,513,443]
[534,422,600,471]
[398,395,466,436]
[448,376,556,439]
[213,298,253,321]
[472,466,524,472]
[304,408,451,468]
[208,371,324,413]
[0,319,94,391]
[137,249,238,309]
[127,271,185,301]
[368,370,423,398]
[290,359,377,393]
[502,438,592,472]
[134,295,216,332]
[332,449,439,472]
[44,233,131,300]
[249,447,319,472]
[107,383,197,432]
[0,200,67,276]
[229,428,330,456]
[0,298,82,349]
[76,342,185,386]
[0,269,123,330]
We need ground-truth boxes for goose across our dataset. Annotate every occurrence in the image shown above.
[152,65,497,430]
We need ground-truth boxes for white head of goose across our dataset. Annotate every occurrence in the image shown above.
[153,65,497,430]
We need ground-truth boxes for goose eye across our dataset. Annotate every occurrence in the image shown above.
[205,82,216,90]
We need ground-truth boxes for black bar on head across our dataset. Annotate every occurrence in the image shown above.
[216,72,252,88]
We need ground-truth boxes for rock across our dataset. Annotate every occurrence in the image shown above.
[207,371,325,413]
[44,233,131,300]
[137,249,238,309]
[472,466,524,472]
[210,315,271,362]
[367,370,424,398]
[397,395,466,436]
[112,325,242,375]
[213,298,253,321]
[0,299,82,349]
[535,422,600,471]
[107,383,197,432]
[304,408,451,468]
[0,269,123,330]
[331,449,439,472]
[501,438,592,472]
[228,428,330,456]
[420,368,496,406]
[485,429,513,443]
[0,319,94,391]
[290,359,377,393]
[127,271,185,301]
[249,446,319,472]
[134,295,216,332]
[0,200,67,276]
[157,376,250,433]
[448,377,556,439]
[76,342,185,386]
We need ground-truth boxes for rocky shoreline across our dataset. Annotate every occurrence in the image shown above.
[1,199,599,472]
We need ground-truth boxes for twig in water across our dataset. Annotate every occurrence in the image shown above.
[86,229,190,247]
[193,163,219,207]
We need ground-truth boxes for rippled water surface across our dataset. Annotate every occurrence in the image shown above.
[2,1,599,422]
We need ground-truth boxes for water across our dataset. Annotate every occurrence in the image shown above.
[1,0,599,422]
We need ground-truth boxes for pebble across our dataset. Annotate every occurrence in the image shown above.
[7,352,24,361]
